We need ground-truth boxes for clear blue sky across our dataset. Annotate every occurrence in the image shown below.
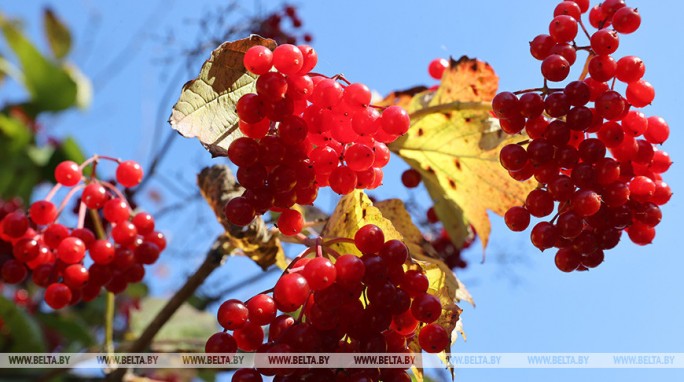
[2,1,683,381]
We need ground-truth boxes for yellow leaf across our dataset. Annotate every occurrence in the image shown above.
[197,165,286,270]
[375,199,468,379]
[389,56,536,251]
[169,36,276,157]
[374,199,474,306]
[323,192,468,377]
[320,190,403,255]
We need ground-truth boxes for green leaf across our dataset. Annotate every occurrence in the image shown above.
[43,8,72,60]
[169,35,276,157]
[64,63,92,109]
[127,298,217,352]
[43,136,87,181]
[0,296,46,352]
[36,313,94,349]
[0,15,78,111]
[0,112,32,148]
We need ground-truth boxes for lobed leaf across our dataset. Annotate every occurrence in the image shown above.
[389,56,536,251]
[169,35,276,157]
[322,192,469,379]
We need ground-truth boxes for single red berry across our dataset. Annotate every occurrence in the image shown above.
[418,323,449,353]
[55,161,82,186]
[116,160,144,188]
[45,283,73,309]
[428,58,449,80]
[29,201,58,225]
[217,299,249,330]
[277,209,303,236]
[401,169,422,188]
[205,332,238,354]
[354,224,385,254]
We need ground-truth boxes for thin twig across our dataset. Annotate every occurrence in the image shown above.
[106,238,232,381]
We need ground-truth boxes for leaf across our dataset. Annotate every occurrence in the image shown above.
[0,15,78,112]
[322,192,466,377]
[389,56,536,251]
[197,165,287,270]
[43,8,72,60]
[375,199,474,307]
[169,36,276,157]
[320,190,403,255]
[0,296,46,352]
[36,313,95,349]
[375,199,468,380]
[127,297,216,352]
[64,64,93,109]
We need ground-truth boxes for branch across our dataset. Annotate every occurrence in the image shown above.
[106,237,233,381]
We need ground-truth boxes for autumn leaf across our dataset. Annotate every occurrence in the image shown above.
[322,191,467,379]
[375,199,474,307]
[169,35,276,157]
[389,56,536,251]
[375,199,469,380]
[197,165,287,270]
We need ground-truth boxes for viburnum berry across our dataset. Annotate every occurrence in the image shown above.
[428,58,449,79]
[116,160,144,188]
[273,273,310,312]
[28,201,58,225]
[205,332,238,353]
[218,299,249,330]
[45,283,72,310]
[494,1,670,273]
[55,161,82,186]
[57,237,86,264]
[246,294,276,326]
[354,224,385,254]
[418,323,449,353]
[277,209,303,236]
[244,45,273,75]
[401,169,422,188]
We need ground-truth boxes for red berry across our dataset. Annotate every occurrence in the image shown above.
[205,332,238,353]
[29,201,58,225]
[246,294,276,326]
[55,161,82,186]
[243,45,273,75]
[428,58,448,79]
[116,160,144,188]
[541,54,570,82]
[354,224,385,254]
[45,283,73,309]
[418,323,449,353]
[224,197,256,226]
[272,44,303,75]
[401,169,422,188]
[218,299,249,330]
[57,237,86,264]
[277,209,303,236]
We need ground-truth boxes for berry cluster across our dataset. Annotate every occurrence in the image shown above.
[205,225,449,381]
[494,0,672,272]
[255,4,312,45]
[224,44,410,235]
[0,157,166,308]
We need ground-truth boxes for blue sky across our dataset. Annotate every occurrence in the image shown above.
[2,1,683,381]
